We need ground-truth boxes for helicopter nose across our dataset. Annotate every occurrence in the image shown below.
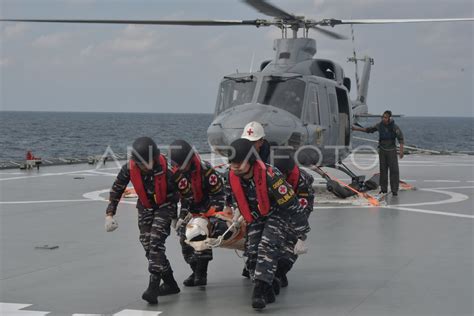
[207,103,301,149]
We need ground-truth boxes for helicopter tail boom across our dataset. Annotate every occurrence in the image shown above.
[357,56,374,105]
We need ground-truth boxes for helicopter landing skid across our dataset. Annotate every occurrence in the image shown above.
[309,163,367,199]
[332,160,366,188]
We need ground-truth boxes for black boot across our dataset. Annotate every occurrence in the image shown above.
[183,262,197,287]
[272,277,281,296]
[142,274,161,304]
[252,280,270,310]
[280,273,288,288]
[266,285,276,304]
[194,260,209,286]
[159,269,180,296]
[242,266,250,278]
[276,260,292,288]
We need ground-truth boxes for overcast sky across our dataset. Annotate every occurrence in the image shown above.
[0,0,472,116]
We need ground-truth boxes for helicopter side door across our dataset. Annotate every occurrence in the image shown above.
[335,87,351,146]
[303,82,323,145]
[317,82,338,146]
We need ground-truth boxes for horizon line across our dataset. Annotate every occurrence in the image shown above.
[1,110,472,118]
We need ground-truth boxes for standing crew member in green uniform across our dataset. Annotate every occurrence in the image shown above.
[352,110,404,195]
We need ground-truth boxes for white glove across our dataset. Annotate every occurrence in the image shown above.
[171,218,178,230]
[294,239,308,255]
[231,207,240,222]
[105,215,118,232]
[174,218,184,232]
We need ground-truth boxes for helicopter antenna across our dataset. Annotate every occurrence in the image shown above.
[348,25,360,92]
[249,52,255,73]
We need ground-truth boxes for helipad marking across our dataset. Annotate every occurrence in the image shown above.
[0,199,93,205]
[423,180,461,183]
[0,167,120,182]
[74,310,162,316]
[0,303,49,315]
[428,186,474,190]
[396,188,469,207]
[385,206,474,219]
[87,170,117,176]
[83,189,136,205]
[314,186,474,219]
[0,303,162,316]
[114,310,162,316]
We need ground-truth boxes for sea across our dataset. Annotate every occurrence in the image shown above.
[0,111,473,162]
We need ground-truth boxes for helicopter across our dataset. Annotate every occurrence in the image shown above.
[1,0,472,184]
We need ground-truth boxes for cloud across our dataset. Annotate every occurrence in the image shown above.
[106,25,160,53]
[114,55,160,66]
[64,0,96,4]
[0,58,13,67]
[32,32,73,48]
[80,45,94,57]
[2,23,30,39]
[79,25,165,59]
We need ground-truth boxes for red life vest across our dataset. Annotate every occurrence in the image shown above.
[190,154,204,204]
[286,165,300,191]
[229,160,271,223]
[129,154,168,209]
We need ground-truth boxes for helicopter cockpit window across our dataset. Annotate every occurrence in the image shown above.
[216,77,257,114]
[257,76,306,118]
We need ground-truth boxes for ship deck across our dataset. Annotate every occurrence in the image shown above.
[1,153,473,316]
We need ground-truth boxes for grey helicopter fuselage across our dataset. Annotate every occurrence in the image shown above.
[207,37,355,166]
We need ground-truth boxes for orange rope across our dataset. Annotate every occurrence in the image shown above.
[399,179,415,190]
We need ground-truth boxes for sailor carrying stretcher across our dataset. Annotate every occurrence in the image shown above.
[227,138,311,310]
[169,139,227,288]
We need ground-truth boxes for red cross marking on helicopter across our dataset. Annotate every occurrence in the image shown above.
[247,128,254,136]
[209,174,218,185]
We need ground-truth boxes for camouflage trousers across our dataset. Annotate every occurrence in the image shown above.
[246,211,289,285]
[279,210,312,271]
[280,224,299,268]
[178,215,213,265]
[137,204,176,275]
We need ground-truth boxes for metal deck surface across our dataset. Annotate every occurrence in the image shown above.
[1,154,473,316]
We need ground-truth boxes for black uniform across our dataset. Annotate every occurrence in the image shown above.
[106,161,179,275]
[366,120,404,193]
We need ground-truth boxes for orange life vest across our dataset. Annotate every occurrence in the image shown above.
[229,160,270,223]
[129,154,168,209]
[286,165,300,191]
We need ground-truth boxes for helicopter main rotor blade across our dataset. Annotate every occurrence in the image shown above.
[243,0,296,20]
[319,18,474,26]
[0,18,263,26]
[310,26,347,40]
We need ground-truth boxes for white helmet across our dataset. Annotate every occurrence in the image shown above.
[185,217,209,241]
[241,121,265,142]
